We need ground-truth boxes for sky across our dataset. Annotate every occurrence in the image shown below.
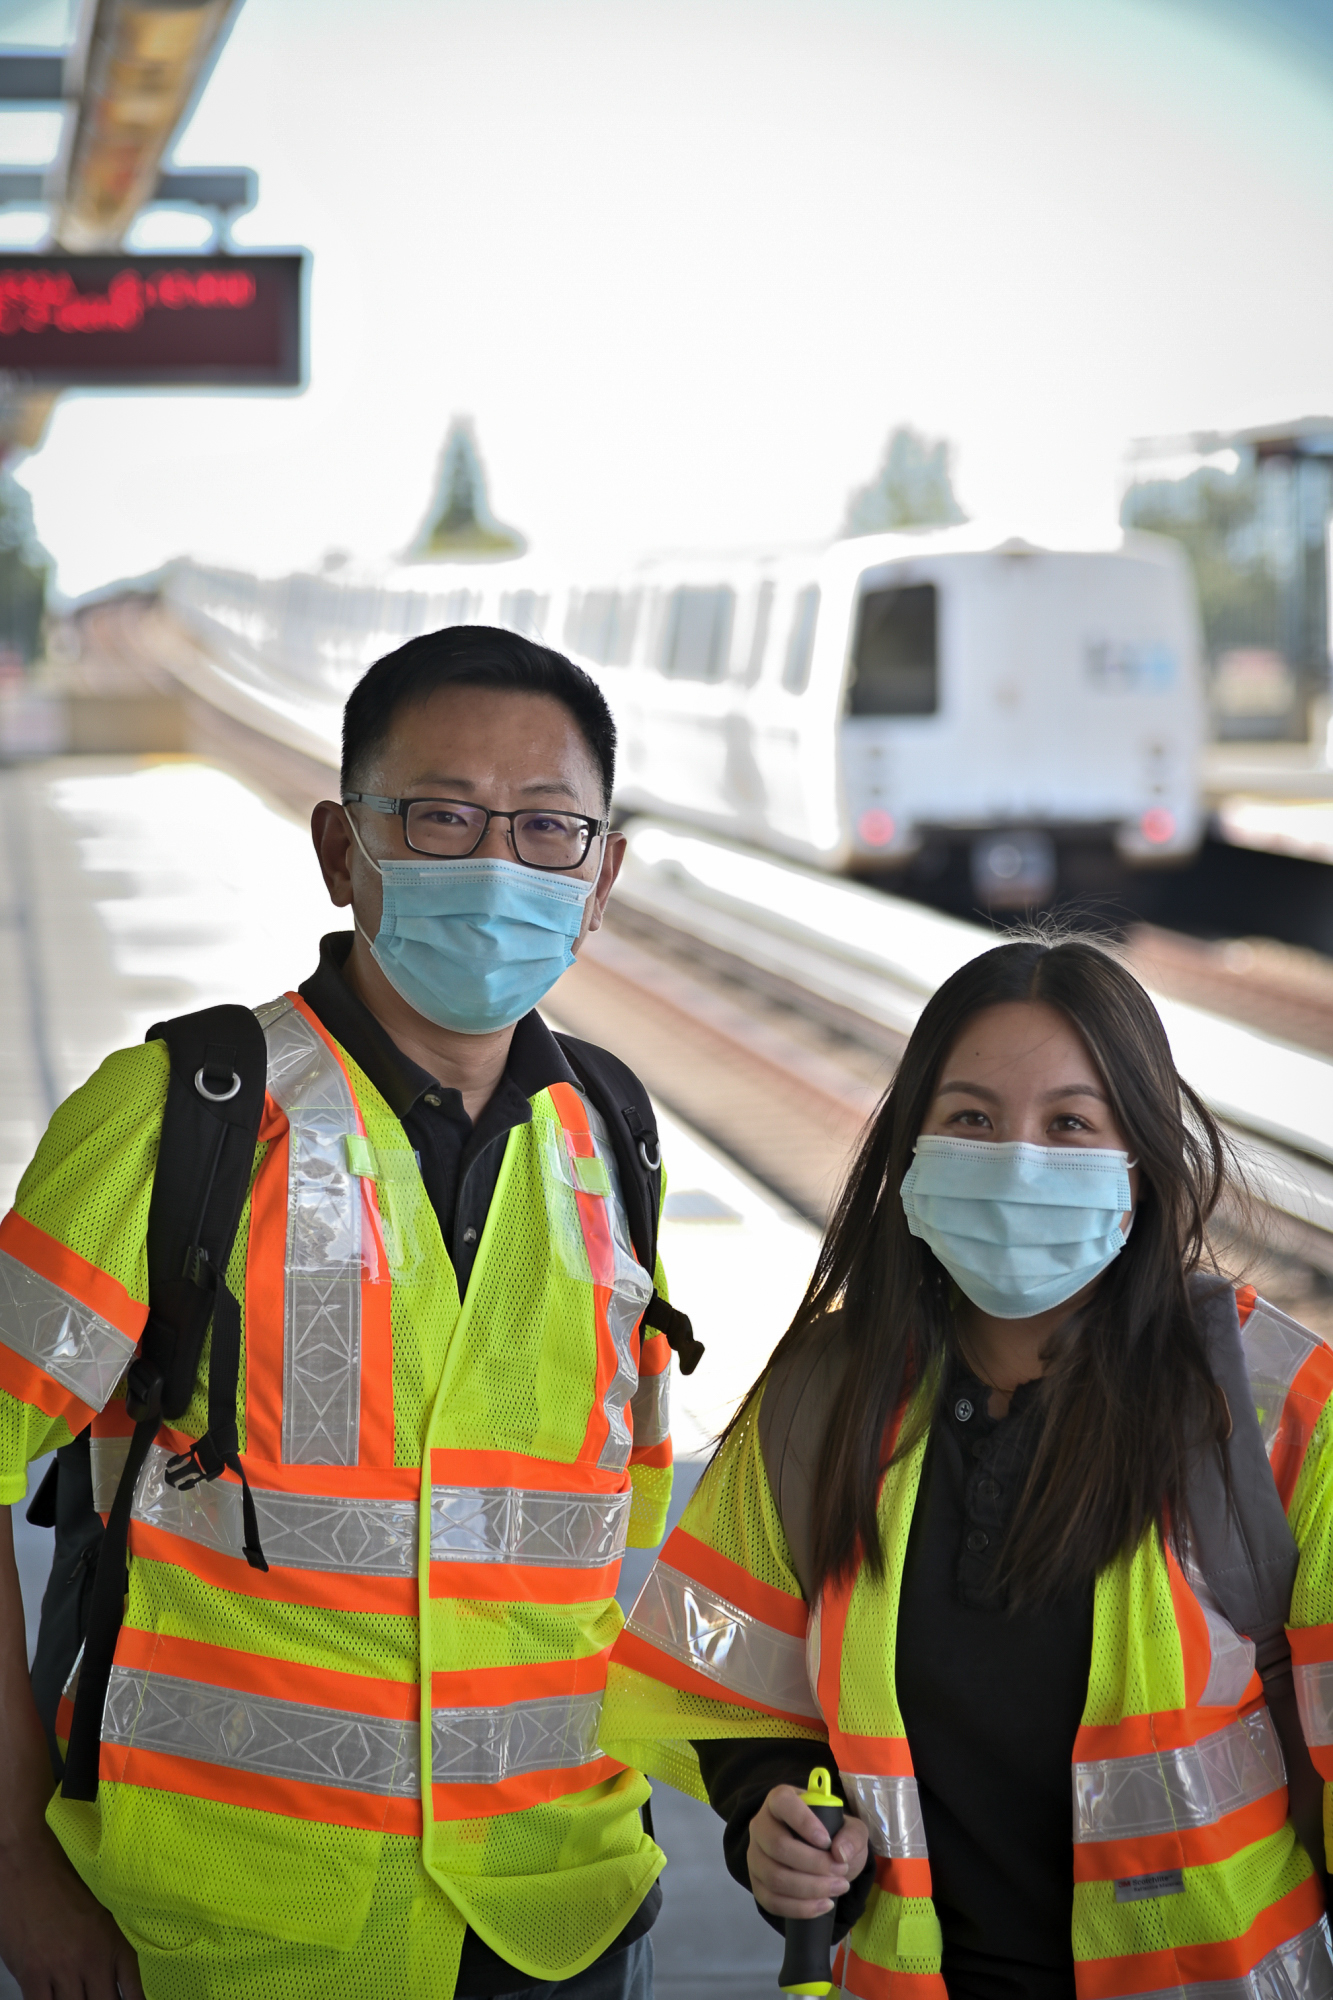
[1,0,1332,596]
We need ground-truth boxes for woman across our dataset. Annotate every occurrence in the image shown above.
[601,937,1333,2000]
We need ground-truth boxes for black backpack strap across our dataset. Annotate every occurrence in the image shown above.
[553,1031,704,1376]
[61,1003,269,1801]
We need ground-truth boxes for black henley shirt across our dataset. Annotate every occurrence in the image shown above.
[696,1360,1093,2000]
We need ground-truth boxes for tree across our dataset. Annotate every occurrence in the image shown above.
[0,471,49,665]
[842,426,967,537]
[408,417,527,561]
[1120,463,1280,662]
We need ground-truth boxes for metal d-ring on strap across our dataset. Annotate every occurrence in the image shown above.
[195,1065,242,1102]
[637,1137,662,1171]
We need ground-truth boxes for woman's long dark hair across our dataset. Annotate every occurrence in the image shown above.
[740,936,1233,1609]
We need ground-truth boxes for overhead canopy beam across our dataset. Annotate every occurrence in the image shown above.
[0,165,254,210]
[0,52,66,101]
[55,0,244,252]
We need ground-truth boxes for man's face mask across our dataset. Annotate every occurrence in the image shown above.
[348,814,596,1035]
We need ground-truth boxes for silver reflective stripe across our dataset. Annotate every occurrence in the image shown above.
[1073,1708,1285,1844]
[841,1771,929,1861]
[102,1664,420,1797]
[131,1441,418,1575]
[0,1245,138,1412]
[1105,1914,1333,2000]
[90,1432,133,1513]
[626,1561,821,1720]
[629,1363,670,1450]
[260,998,362,1467]
[1178,1554,1259,1709]
[1240,1297,1327,1455]
[430,1484,630,1569]
[585,1100,653,1474]
[431,1687,604,1784]
[1295,1661,1333,1749]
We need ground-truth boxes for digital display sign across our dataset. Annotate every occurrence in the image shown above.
[0,253,305,387]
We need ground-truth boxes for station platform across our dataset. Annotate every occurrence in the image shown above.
[2,754,815,2000]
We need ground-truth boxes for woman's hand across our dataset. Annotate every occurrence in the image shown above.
[747,1783,871,1919]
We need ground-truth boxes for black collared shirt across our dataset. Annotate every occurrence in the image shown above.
[298,933,662,1990]
[299,932,579,1296]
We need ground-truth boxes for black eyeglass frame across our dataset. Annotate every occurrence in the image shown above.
[342,792,610,872]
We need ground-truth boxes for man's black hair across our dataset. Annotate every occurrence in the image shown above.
[340,624,616,807]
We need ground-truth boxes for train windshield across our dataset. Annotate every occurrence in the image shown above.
[849,582,938,715]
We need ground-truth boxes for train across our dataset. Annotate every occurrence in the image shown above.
[161,522,1206,907]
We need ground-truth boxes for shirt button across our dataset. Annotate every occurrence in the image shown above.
[966,1528,989,1554]
[977,1477,1000,1502]
[423,1092,442,1107]
[462,1227,478,1245]
[954,1397,974,1423]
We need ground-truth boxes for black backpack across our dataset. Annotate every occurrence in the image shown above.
[30,1005,698,1798]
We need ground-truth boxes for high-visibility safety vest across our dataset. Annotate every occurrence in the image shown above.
[601,1288,1333,2000]
[0,994,673,1987]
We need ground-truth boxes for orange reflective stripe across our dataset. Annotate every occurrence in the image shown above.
[831,1733,916,1779]
[547,1080,630,1468]
[431,1756,623,1822]
[101,1744,423,1836]
[1272,1340,1333,1510]
[840,1951,946,2000]
[610,1627,822,1728]
[0,1339,96,1430]
[1236,1283,1258,1327]
[429,1560,621,1604]
[113,1626,417,1719]
[1074,1874,1324,1999]
[431,1649,610,1709]
[1071,1701,1256,1764]
[1289,1624,1333,1667]
[638,1335,670,1378]
[243,1129,288,1463]
[0,1210,147,1341]
[873,1853,933,1900]
[429,1448,628,1495]
[356,1173,395,1465]
[129,1523,418,1615]
[1071,1788,1290,1883]
[629,1438,672,1469]
[663,1527,809,1636]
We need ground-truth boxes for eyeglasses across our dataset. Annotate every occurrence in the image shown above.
[342,793,609,872]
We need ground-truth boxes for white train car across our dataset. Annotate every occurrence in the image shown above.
[162,523,1206,900]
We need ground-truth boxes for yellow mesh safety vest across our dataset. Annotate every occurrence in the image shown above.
[602,1291,1333,2000]
[0,993,673,1990]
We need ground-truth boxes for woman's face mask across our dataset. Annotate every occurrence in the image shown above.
[906,999,1139,1319]
[900,1137,1135,1318]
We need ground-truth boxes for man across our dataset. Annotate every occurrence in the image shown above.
[0,628,675,2000]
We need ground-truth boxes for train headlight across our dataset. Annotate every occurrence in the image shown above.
[857,807,896,847]
[1140,806,1176,846]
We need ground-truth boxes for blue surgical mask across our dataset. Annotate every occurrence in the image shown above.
[348,817,595,1034]
[899,1137,1135,1319]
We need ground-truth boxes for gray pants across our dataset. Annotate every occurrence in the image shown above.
[501,1936,653,2000]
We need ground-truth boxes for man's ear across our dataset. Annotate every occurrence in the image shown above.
[312,801,355,908]
[582,831,626,941]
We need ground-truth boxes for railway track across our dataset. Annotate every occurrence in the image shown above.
[57,594,1333,1336]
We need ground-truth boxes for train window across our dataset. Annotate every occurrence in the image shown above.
[738,580,775,685]
[660,587,735,681]
[781,585,820,693]
[606,590,641,666]
[849,583,938,715]
[500,589,548,639]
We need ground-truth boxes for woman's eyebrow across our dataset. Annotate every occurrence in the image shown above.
[1040,1084,1108,1103]
[935,1080,998,1098]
